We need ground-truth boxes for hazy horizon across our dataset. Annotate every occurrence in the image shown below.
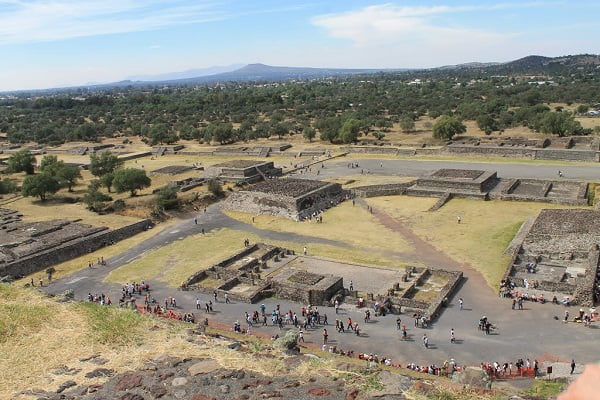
[1,0,599,91]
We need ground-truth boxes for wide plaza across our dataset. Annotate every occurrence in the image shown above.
[42,156,600,376]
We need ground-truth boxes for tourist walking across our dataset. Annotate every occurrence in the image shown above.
[450,328,455,343]
[571,359,576,374]
[459,298,464,310]
[422,334,429,348]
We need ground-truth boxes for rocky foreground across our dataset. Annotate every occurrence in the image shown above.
[22,352,418,400]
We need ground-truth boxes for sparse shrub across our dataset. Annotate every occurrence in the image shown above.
[0,178,17,194]
[207,179,224,198]
[155,186,179,210]
[112,199,126,211]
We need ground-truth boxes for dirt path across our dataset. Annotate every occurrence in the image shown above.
[356,197,497,301]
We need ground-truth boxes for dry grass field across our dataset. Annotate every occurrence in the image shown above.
[325,174,415,188]
[365,196,591,287]
[225,200,413,257]
[13,218,181,286]
[104,222,412,289]
[0,284,340,399]
[104,228,255,287]
[2,283,497,400]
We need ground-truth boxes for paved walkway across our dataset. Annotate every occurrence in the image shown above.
[42,157,600,375]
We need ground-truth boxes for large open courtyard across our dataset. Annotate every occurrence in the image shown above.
[39,155,600,374]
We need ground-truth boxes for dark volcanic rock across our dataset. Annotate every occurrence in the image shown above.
[85,368,114,378]
[56,380,77,393]
[60,356,413,400]
[115,372,143,391]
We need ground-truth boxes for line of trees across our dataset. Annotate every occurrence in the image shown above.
[5,149,153,203]
[1,68,598,146]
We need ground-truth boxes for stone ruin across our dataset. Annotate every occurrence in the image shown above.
[152,145,184,156]
[65,144,114,156]
[0,208,151,280]
[503,209,600,306]
[182,243,463,317]
[352,266,463,321]
[223,178,347,220]
[182,243,343,306]
[406,169,498,200]
[204,160,282,183]
[352,168,589,209]
[150,165,193,175]
[442,136,600,162]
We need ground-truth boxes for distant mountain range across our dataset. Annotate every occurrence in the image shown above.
[86,54,600,89]
[105,63,406,88]
[125,64,244,82]
[4,54,600,93]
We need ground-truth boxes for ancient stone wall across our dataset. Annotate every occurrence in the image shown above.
[573,246,600,306]
[534,149,599,162]
[0,219,152,278]
[425,270,463,319]
[440,145,536,159]
[350,182,414,198]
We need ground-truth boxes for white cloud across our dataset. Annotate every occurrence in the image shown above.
[0,0,225,44]
[311,3,512,48]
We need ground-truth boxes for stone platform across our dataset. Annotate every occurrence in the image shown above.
[223,178,347,220]
[0,208,152,279]
[503,209,600,306]
[204,160,282,183]
[356,169,588,208]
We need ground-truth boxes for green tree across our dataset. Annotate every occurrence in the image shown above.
[89,151,122,178]
[540,111,583,137]
[204,122,233,144]
[149,123,178,145]
[399,116,416,133]
[40,155,81,191]
[155,186,179,210]
[476,114,499,135]
[302,126,316,142]
[40,154,62,174]
[101,173,115,193]
[7,149,36,174]
[21,173,60,201]
[0,178,17,194]
[315,117,342,143]
[271,122,288,139]
[82,187,112,212]
[112,168,151,196]
[56,164,82,192]
[432,115,466,140]
[338,118,361,144]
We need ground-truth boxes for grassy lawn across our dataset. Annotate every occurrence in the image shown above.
[325,174,415,188]
[523,379,566,398]
[104,228,256,286]
[14,218,181,285]
[104,224,408,288]
[6,193,142,229]
[224,200,413,255]
[366,196,590,287]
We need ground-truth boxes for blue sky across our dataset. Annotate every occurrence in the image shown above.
[1,0,598,91]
